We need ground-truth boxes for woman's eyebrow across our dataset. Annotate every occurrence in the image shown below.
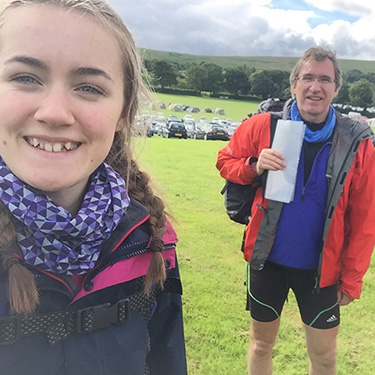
[71,66,114,82]
[3,56,114,82]
[4,55,48,70]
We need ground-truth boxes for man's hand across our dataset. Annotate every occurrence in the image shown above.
[255,148,286,175]
[337,290,354,306]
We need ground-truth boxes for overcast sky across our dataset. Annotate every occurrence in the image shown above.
[107,0,375,60]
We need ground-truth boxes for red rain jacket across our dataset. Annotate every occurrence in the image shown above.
[217,111,375,299]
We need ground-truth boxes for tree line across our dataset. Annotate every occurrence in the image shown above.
[144,59,375,110]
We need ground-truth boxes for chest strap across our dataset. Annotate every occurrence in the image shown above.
[0,277,182,347]
[0,292,154,347]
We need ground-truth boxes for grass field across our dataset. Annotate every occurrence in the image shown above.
[146,92,260,122]
[134,136,375,375]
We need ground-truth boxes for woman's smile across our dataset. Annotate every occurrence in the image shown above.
[25,136,81,152]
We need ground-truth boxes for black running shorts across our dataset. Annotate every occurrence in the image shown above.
[246,261,340,329]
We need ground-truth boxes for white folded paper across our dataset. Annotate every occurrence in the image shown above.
[264,119,306,203]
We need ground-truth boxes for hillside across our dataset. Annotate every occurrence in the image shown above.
[140,48,375,74]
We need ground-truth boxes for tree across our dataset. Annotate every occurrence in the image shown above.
[149,60,177,89]
[334,81,350,104]
[344,69,364,84]
[203,63,225,93]
[349,78,374,108]
[185,63,205,91]
[269,70,290,98]
[283,87,291,99]
[185,62,224,93]
[250,70,274,99]
[223,67,251,95]
[364,72,375,84]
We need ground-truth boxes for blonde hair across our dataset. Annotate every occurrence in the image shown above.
[0,0,167,315]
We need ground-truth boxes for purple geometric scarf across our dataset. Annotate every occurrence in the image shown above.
[0,158,130,274]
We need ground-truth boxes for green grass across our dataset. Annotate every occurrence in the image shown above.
[134,136,375,375]
[145,92,260,122]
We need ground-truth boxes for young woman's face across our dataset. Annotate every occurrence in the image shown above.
[0,4,126,212]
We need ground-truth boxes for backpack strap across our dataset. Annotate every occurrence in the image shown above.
[269,112,281,141]
[260,112,282,192]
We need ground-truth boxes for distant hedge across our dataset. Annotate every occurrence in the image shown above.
[153,88,200,96]
[153,87,261,102]
[209,92,261,101]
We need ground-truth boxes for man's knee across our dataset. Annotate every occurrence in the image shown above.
[305,324,338,373]
[250,319,279,357]
[250,336,275,357]
[310,346,336,366]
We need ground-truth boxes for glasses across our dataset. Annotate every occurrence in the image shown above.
[295,74,336,85]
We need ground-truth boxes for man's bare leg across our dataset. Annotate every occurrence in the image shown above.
[304,324,339,375]
[248,318,280,375]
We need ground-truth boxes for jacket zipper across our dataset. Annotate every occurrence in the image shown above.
[33,273,74,299]
[86,244,176,282]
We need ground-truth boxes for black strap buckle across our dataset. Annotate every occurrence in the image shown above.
[75,299,130,334]
[0,316,20,346]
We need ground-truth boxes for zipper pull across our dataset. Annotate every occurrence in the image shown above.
[301,187,305,203]
[256,203,265,211]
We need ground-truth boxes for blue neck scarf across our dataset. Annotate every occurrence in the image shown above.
[290,101,336,143]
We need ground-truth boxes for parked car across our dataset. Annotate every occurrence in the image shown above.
[162,122,188,139]
[153,113,165,123]
[167,115,181,124]
[204,125,229,141]
[225,125,236,139]
[151,122,164,136]
[184,120,195,137]
[184,114,195,123]
[191,125,206,139]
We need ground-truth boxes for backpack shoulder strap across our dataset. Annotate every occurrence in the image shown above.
[260,112,282,194]
[269,112,282,145]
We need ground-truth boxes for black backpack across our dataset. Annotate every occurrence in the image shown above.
[254,98,287,115]
[221,108,281,225]
[220,178,261,225]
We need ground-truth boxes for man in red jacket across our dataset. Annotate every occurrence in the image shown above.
[217,47,375,375]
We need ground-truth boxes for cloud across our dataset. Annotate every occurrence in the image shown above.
[304,0,374,16]
[313,16,375,59]
[107,0,375,60]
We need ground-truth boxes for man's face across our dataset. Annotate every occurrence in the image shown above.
[291,59,339,123]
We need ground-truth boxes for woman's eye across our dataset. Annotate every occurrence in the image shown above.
[12,75,39,85]
[77,85,104,96]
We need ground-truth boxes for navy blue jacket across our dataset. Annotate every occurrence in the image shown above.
[0,199,187,375]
